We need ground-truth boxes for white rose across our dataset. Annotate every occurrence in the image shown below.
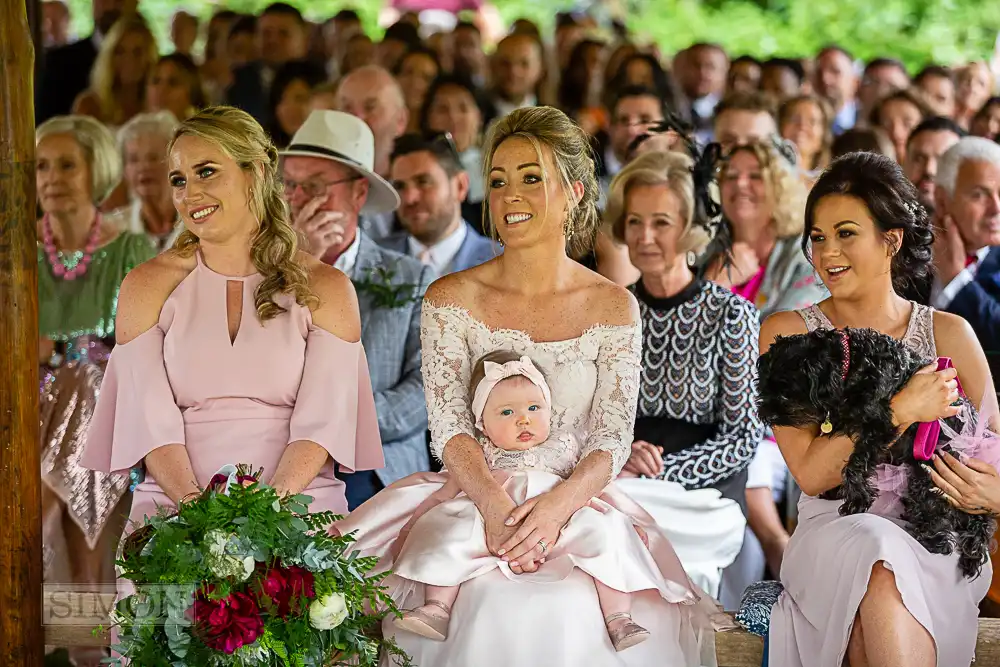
[309,593,348,630]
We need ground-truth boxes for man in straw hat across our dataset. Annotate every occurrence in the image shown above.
[281,109,433,509]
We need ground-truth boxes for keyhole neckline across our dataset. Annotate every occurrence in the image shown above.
[196,249,261,282]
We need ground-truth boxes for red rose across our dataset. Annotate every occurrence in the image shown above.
[208,474,229,490]
[256,564,315,617]
[190,586,264,654]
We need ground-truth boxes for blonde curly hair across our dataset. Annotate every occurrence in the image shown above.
[721,140,806,240]
[89,16,159,126]
[481,106,601,258]
[168,106,317,322]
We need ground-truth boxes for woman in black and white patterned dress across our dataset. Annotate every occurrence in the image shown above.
[605,149,762,594]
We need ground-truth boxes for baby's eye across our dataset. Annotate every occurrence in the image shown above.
[500,408,513,416]
[528,405,539,411]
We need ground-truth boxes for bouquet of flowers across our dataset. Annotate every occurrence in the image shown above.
[109,464,410,666]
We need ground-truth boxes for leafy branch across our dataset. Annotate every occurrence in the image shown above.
[352,266,421,310]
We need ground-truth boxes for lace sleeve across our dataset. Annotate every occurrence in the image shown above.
[581,321,642,476]
[420,304,475,462]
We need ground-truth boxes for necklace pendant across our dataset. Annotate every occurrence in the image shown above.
[43,212,101,281]
[59,250,84,271]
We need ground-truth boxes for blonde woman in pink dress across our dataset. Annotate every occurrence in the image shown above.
[83,106,384,576]
[336,106,723,667]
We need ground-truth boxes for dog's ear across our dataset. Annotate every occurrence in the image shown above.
[757,330,843,428]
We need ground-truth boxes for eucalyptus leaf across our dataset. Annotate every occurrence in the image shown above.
[286,502,309,515]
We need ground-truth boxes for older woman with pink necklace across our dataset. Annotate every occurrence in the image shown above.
[36,114,154,667]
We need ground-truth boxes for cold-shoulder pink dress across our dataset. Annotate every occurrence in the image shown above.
[83,253,385,554]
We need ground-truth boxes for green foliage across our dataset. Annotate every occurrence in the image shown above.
[627,0,1000,70]
[352,266,421,309]
[110,466,410,667]
[62,0,1000,71]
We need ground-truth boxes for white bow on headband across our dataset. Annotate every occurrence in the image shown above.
[471,356,552,430]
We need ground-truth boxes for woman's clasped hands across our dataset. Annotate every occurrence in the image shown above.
[483,488,575,575]
[620,440,665,478]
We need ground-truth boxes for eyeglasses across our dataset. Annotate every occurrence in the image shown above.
[281,175,362,199]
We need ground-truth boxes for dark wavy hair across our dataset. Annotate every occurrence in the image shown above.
[802,151,933,295]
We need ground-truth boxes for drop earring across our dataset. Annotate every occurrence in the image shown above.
[686,250,697,266]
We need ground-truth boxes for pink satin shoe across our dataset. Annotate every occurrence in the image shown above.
[393,599,452,641]
[606,612,650,652]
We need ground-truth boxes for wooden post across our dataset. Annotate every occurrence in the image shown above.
[0,0,41,664]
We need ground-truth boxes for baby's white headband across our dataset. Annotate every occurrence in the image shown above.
[471,356,551,430]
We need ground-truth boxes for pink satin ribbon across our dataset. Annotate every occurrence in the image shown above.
[912,358,965,461]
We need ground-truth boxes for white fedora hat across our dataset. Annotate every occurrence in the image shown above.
[280,110,400,214]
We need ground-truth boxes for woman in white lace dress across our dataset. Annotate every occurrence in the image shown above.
[335,106,723,667]
[760,152,995,667]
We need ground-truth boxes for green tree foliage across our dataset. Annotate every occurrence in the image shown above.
[627,0,1000,70]
[65,0,1000,72]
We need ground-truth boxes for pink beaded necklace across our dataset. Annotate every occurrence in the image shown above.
[42,212,101,281]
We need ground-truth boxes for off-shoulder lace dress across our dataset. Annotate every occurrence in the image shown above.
[420,302,642,478]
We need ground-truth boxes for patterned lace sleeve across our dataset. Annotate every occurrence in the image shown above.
[420,303,476,462]
[581,320,642,476]
[659,298,764,489]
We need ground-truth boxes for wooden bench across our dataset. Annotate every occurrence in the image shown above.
[39,588,1000,666]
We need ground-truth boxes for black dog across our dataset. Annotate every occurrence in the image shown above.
[756,327,995,579]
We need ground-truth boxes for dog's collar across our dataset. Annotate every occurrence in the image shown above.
[839,330,850,381]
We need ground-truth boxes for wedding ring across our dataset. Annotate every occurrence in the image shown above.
[538,539,548,554]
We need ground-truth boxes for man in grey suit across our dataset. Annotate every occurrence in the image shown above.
[381,133,500,275]
[281,110,433,510]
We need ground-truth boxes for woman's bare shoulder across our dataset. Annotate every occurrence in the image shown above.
[303,257,361,342]
[424,264,490,307]
[760,310,808,354]
[116,250,196,343]
[932,311,985,364]
[932,310,976,345]
[582,276,639,327]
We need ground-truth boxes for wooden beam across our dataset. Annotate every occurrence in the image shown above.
[36,592,1000,667]
[0,0,41,665]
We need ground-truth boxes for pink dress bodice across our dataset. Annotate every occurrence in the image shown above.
[161,258,310,416]
[84,253,384,520]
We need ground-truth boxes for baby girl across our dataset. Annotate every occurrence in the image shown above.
[392,351,651,652]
